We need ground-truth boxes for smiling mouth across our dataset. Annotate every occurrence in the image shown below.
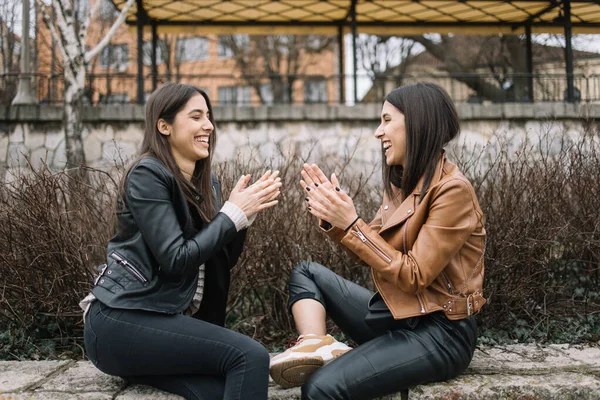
[195,136,209,145]
[383,142,391,154]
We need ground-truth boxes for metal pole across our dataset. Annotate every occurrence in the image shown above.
[337,25,345,104]
[12,0,36,104]
[50,5,56,103]
[33,0,38,96]
[152,20,158,91]
[136,0,144,104]
[525,24,534,103]
[351,6,358,104]
[563,0,575,102]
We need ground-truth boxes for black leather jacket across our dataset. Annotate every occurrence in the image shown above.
[91,156,246,320]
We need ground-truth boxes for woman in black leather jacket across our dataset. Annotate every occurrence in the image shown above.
[81,83,281,400]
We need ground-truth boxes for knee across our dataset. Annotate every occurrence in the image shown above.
[226,335,269,373]
[243,339,270,368]
[291,261,325,281]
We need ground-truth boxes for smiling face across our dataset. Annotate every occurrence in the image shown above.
[158,94,214,171]
[375,100,407,166]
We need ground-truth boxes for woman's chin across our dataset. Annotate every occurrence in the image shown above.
[194,150,210,160]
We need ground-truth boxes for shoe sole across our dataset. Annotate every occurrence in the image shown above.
[269,357,325,389]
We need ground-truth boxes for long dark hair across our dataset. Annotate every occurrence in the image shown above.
[119,83,217,222]
[383,82,459,201]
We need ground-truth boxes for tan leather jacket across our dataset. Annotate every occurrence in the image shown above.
[323,155,486,320]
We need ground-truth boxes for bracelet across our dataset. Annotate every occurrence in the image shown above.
[344,216,360,232]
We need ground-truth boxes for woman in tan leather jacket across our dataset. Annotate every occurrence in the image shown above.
[269,82,486,400]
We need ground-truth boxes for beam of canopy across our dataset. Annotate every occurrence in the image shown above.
[112,0,600,35]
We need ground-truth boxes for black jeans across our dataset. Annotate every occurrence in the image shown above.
[289,261,477,400]
[84,300,269,400]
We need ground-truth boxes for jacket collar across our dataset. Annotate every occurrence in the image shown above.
[379,153,451,234]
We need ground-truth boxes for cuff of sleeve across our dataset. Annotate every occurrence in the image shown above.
[248,213,257,226]
[319,219,346,242]
[221,201,249,232]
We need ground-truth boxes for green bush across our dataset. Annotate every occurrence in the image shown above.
[0,126,599,360]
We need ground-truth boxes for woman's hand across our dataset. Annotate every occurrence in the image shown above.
[229,170,281,218]
[299,164,358,230]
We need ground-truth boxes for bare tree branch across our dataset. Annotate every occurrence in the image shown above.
[36,0,69,65]
[85,0,135,63]
[80,0,104,48]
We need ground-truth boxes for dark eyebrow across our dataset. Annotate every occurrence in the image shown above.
[188,109,207,115]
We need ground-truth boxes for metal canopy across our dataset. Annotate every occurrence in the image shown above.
[113,0,600,34]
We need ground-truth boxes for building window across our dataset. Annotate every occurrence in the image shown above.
[218,86,251,105]
[143,40,166,66]
[260,83,290,105]
[99,93,130,104]
[217,35,249,58]
[99,0,119,20]
[267,36,290,54]
[306,35,328,51]
[176,37,209,62]
[99,44,129,71]
[304,79,328,103]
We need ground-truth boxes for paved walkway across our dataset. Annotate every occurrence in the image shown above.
[1,343,600,399]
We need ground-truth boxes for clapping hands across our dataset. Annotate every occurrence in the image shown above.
[228,170,282,218]
[299,164,358,230]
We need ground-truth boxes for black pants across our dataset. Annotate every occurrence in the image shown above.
[84,300,270,400]
[289,261,477,400]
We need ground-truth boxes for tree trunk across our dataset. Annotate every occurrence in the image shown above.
[63,66,86,169]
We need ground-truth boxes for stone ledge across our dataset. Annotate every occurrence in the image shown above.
[0,103,597,124]
[1,344,599,399]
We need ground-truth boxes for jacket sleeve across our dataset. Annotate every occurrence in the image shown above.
[225,229,247,270]
[338,179,477,294]
[211,173,247,270]
[126,162,239,277]
[319,206,383,263]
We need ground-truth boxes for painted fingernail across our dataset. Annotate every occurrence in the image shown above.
[306,187,311,191]
[335,187,340,191]
[305,197,309,201]
[308,206,312,211]
[314,183,319,187]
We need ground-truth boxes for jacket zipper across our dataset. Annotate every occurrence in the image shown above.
[416,294,426,314]
[352,226,392,263]
[403,216,424,314]
[94,264,108,285]
[403,223,408,257]
[440,271,454,294]
[110,252,148,283]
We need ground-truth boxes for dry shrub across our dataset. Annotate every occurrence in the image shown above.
[456,126,600,343]
[0,162,117,359]
[1,124,599,359]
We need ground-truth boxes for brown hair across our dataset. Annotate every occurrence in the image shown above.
[119,83,217,222]
[383,82,460,201]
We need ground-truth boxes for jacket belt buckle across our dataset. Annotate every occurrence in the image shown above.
[94,264,108,286]
[467,294,474,316]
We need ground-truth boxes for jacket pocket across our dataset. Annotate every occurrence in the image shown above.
[351,225,392,263]
[439,271,454,294]
[109,252,148,283]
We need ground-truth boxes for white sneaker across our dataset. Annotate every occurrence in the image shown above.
[269,334,352,388]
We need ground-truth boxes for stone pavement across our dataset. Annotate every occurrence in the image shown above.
[1,343,600,399]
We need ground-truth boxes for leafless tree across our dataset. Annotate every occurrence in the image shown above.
[221,34,334,104]
[37,0,135,169]
[400,34,532,102]
[0,0,23,103]
[357,34,416,102]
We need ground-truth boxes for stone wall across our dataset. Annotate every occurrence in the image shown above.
[0,103,598,181]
